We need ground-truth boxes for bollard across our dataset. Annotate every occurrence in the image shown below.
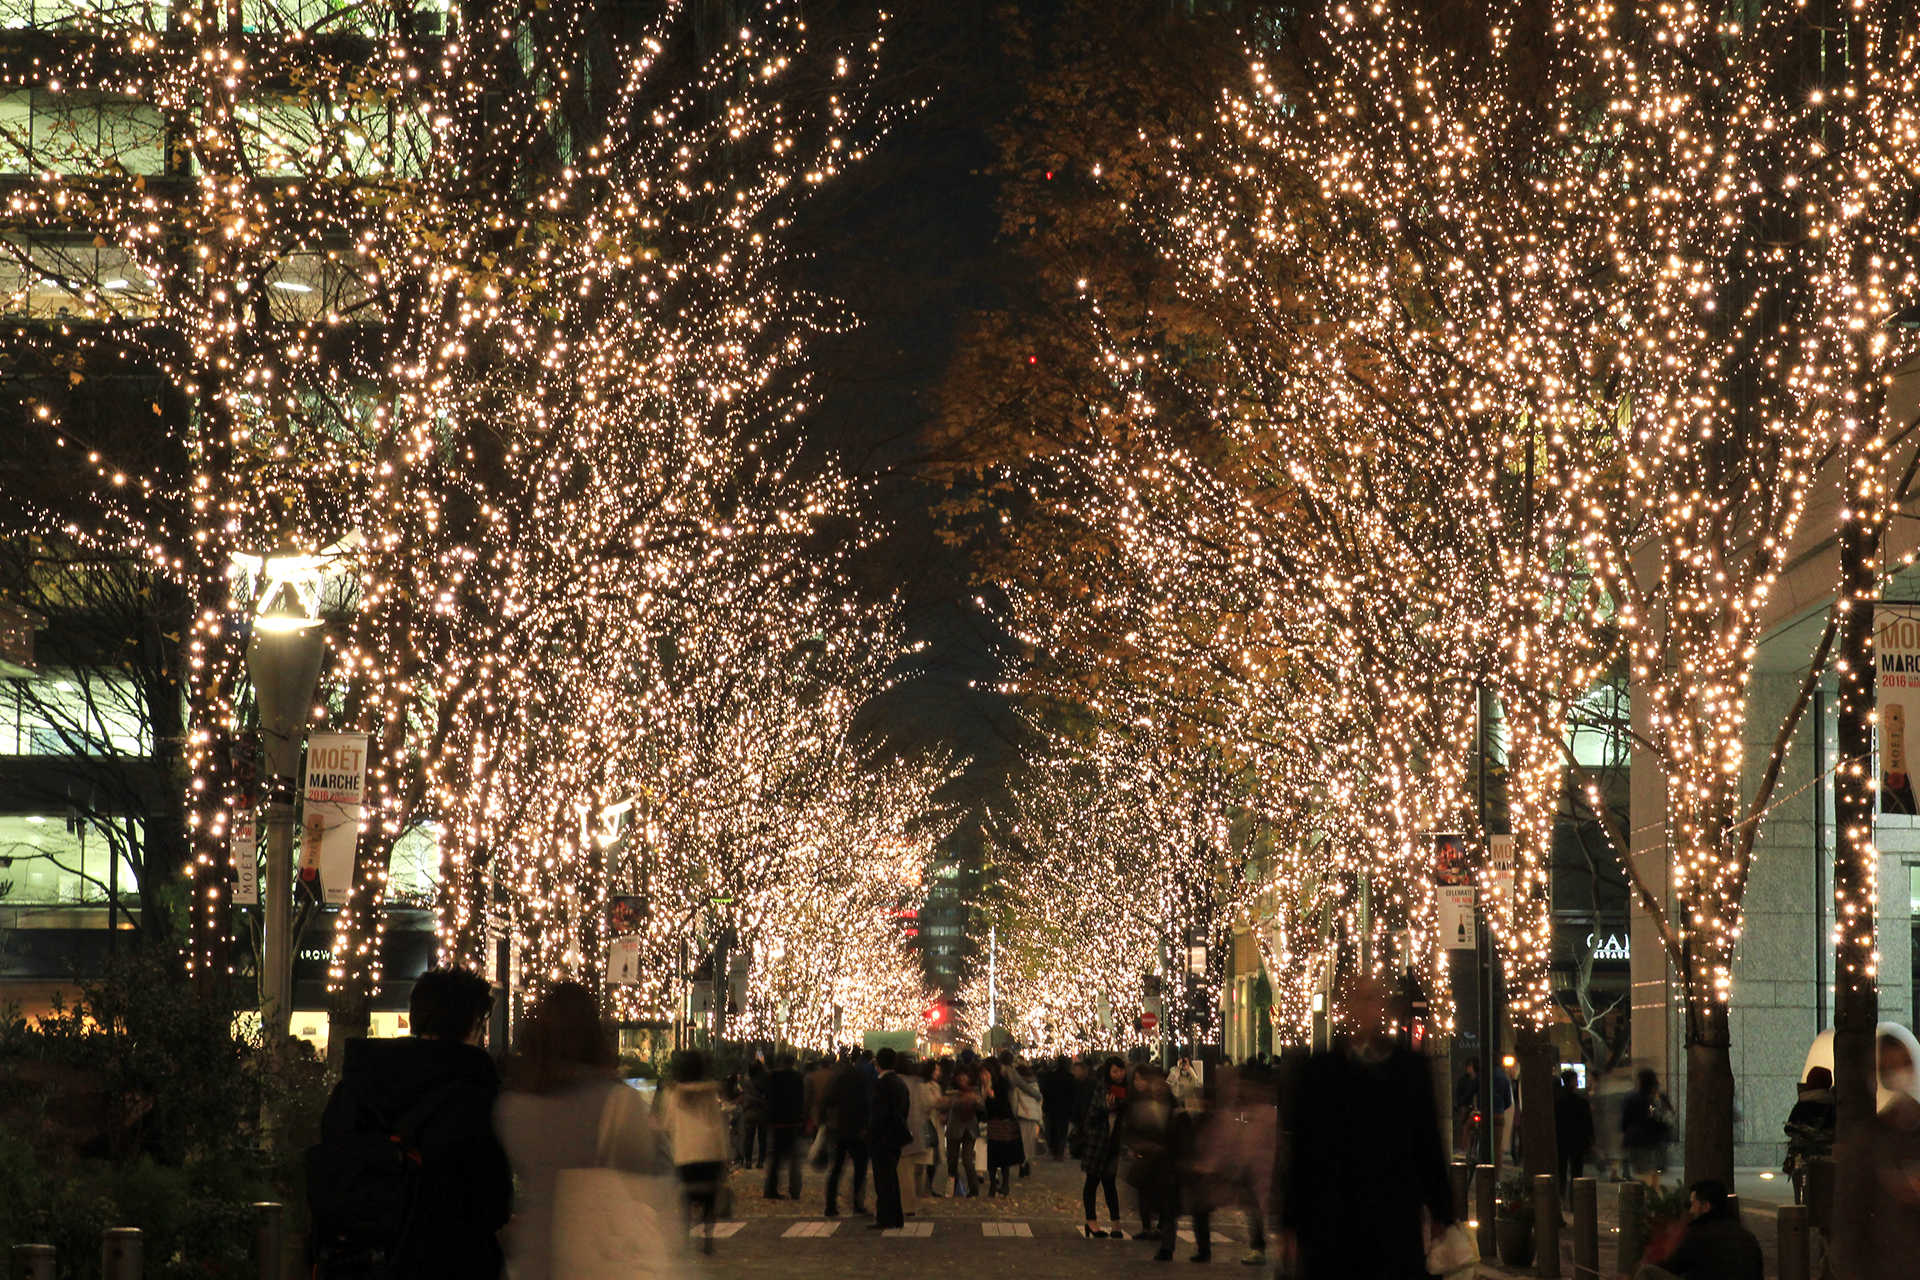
[10,1245,55,1280]
[252,1202,284,1280]
[101,1228,141,1280]
[1450,1160,1474,1224]
[1571,1177,1598,1280]
[1475,1164,1497,1262]
[1533,1174,1562,1279]
[1777,1204,1811,1280]
[1616,1182,1646,1279]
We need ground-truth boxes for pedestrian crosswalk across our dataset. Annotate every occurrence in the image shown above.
[981,1222,1033,1237]
[881,1223,935,1237]
[782,1221,841,1238]
[689,1223,746,1240]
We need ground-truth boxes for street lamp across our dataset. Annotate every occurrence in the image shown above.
[245,581,327,1047]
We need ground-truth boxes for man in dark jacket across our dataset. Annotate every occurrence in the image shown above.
[314,965,510,1280]
[1041,1054,1077,1160]
[868,1048,914,1229]
[1280,979,1456,1279]
[1555,1069,1596,1196]
[1632,1180,1763,1280]
[825,1050,872,1216]
[763,1052,807,1200]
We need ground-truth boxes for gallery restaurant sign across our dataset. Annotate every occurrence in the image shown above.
[301,732,369,905]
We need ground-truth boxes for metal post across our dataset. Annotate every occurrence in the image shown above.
[1449,1160,1473,1224]
[9,1244,54,1280]
[1570,1177,1598,1280]
[987,924,997,1032]
[252,1202,283,1280]
[1531,1174,1561,1278]
[1474,1164,1496,1261]
[1777,1203,1811,1280]
[1616,1181,1645,1278]
[101,1228,141,1280]
[261,777,296,1046]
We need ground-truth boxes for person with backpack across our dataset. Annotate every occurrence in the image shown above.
[307,965,512,1280]
[494,982,663,1280]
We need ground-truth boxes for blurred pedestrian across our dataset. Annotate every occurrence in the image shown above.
[1279,978,1456,1279]
[867,1047,914,1229]
[1831,1027,1920,1280]
[1012,1055,1044,1176]
[824,1048,871,1216]
[1124,1062,1174,1239]
[1193,1061,1276,1265]
[983,1054,1026,1195]
[495,981,664,1279]
[1622,1067,1675,1187]
[912,1058,943,1197]
[1081,1056,1128,1238]
[762,1052,806,1200]
[944,1063,983,1197]
[1555,1069,1595,1197]
[1042,1053,1077,1160]
[658,1050,730,1248]
[741,1059,770,1168]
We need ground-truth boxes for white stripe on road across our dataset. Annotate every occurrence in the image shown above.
[782,1221,840,1238]
[981,1222,1033,1237]
[689,1222,745,1239]
[881,1223,935,1237]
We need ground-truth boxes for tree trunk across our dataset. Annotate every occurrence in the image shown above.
[1684,1002,1736,1185]
[1517,1024,1558,1181]
[1832,446,1881,1141]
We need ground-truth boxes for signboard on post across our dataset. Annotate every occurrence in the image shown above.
[609,895,644,935]
[231,811,258,905]
[1879,606,1920,813]
[300,732,368,906]
[608,935,642,985]
[1438,886,1478,949]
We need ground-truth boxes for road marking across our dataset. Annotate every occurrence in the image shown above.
[982,1222,1033,1237]
[689,1222,745,1239]
[782,1221,840,1238]
[882,1222,935,1237]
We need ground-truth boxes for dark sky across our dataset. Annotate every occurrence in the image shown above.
[792,2,1036,811]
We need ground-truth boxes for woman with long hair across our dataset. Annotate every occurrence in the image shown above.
[494,981,662,1280]
[1080,1056,1128,1238]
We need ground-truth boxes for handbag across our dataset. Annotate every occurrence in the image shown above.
[986,1117,1019,1143]
[808,1126,832,1170]
[1424,1221,1479,1276]
[552,1086,679,1280]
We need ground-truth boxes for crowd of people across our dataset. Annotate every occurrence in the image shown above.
[300,965,1919,1280]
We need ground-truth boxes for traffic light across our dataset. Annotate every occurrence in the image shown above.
[1142,972,1163,998]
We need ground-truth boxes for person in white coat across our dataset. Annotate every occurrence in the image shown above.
[659,1051,731,1251]
[1012,1058,1044,1176]
[494,982,665,1280]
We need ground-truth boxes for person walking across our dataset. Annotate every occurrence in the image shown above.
[1042,1053,1077,1160]
[658,1050,731,1249]
[1193,1060,1276,1266]
[944,1063,983,1198]
[741,1060,771,1169]
[868,1047,914,1229]
[309,966,511,1280]
[763,1052,806,1200]
[494,981,664,1280]
[1622,1067,1676,1187]
[1012,1057,1044,1177]
[1555,1069,1596,1198]
[983,1055,1026,1195]
[824,1047,871,1216]
[911,1058,942,1197]
[1279,979,1457,1279]
[1125,1063,1174,1240]
[1080,1056,1128,1238]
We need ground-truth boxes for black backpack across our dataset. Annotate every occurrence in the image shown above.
[305,1083,458,1278]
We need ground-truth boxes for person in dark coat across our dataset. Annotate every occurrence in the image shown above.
[1280,979,1456,1279]
[1080,1056,1128,1237]
[316,966,511,1280]
[982,1056,1026,1195]
[867,1048,914,1229]
[1124,1063,1174,1240]
[1555,1069,1596,1196]
[763,1052,806,1199]
[1042,1054,1078,1160]
[825,1050,871,1216]
[1631,1179,1762,1280]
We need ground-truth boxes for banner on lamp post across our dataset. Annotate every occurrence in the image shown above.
[231,811,258,905]
[1437,886,1478,949]
[608,935,643,985]
[301,732,368,906]
[1878,606,1920,814]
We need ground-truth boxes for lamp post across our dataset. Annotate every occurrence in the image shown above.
[245,587,326,1047]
